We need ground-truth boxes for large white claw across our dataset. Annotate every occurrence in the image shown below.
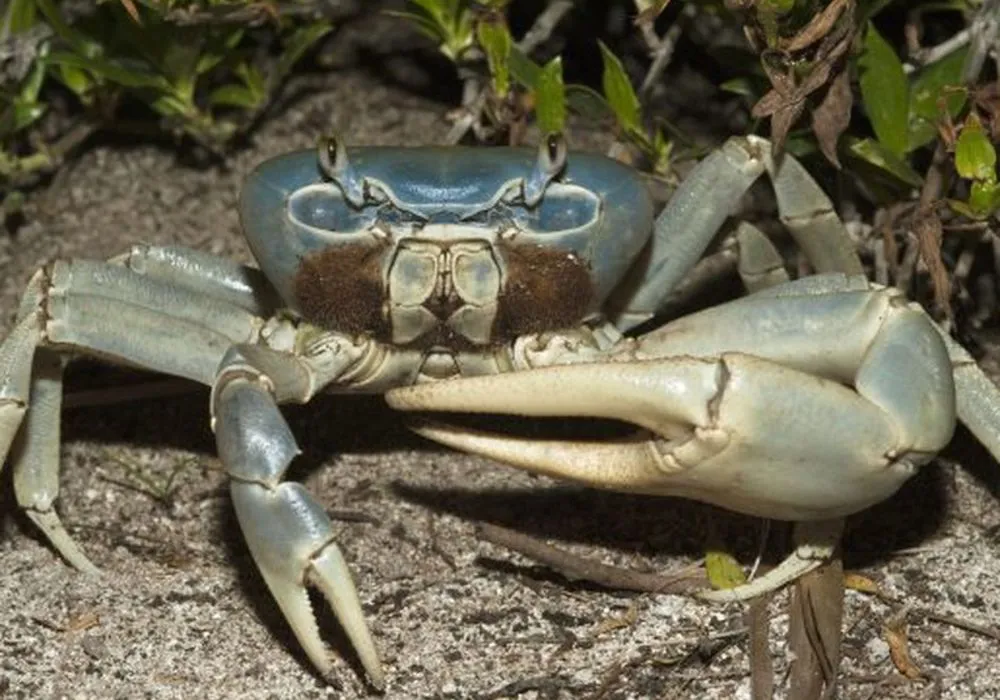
[388,348,929,522]
[388,358,727,496]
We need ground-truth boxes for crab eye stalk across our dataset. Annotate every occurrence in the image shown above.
[523,132,568,207]
[317,133,366,208]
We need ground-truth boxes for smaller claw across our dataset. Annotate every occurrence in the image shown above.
[216,377,383,688]
[230,481,385,690]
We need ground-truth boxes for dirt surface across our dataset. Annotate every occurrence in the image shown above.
[3,27,1000,700]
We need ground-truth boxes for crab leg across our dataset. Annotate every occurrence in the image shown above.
[0,259,265,571]
[387,276,956,597]
[608,136,862,331]
[109,244,283,317]
[212,346,383,688]
[734,222,791,293]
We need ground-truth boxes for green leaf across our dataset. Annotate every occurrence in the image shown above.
[719,77,758,99]
[705,549,747,590]
[47,50,171,90]
[34,0,98,56]
[858,22,909,158]
[967,180,1000,217]
[236,62,266,100]
[847,137,924,188]
[508,46,543,89]
[19,43,49,102]
[159,30,204,89]
[598,41,642,136]
[908,48,968,152]
[195,28,244,75]
[56,62,92,97]
[12,101,45,131]
[385,11,447,45]
[2,0,37,35]
[208,84,260,109]
[566,84,611,122]
[535,57,565,136]
[477,18,511,97]
[399,0,472,60]
[149,93,191,118]
[760,0,795,13]
[955,117,996,182]
[275,22,332,80]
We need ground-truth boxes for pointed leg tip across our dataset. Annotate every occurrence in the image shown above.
[310,544,384,690]
[26,508,101,576]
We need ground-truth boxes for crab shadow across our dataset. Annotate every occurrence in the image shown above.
[390,449,956,585]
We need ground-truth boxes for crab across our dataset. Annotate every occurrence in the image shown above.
[2,133,999,690]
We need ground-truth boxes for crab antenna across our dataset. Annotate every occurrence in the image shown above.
[523,132,567,206]
[317,133,366,208]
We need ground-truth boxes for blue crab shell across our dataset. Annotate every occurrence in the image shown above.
[240,146,654,344]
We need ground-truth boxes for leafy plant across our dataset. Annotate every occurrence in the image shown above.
[1,0,334,192]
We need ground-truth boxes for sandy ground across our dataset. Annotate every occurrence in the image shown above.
[2,34,1000,700]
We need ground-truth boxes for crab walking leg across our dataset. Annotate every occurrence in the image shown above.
[608,136,862,332]
[743,272,1000,466]
[8,348,100,573]
[0,260,265,570]
[212,348,383,689]
[109,244,283,316]
[936,331,1000,462]
[0,270,46,471]
[727,225,845,599]
[734,222,791,293]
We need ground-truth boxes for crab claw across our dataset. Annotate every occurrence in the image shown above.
[387,359,715,495]
[387,350,919,523]
[214,377,384,689]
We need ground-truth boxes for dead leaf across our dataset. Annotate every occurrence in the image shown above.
[914,208,953,320]
[788,554,844,699]
[747,594,775,700]
[812,68,853,167]
[783,0,852,53]
[65,611,101,633]
[884,608,924,680]
[843,571,882,596]
[118,0,141,23]
[592,603,639,636]
[749,1,858,160]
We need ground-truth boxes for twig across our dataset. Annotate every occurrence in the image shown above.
[446,0,575,144]
[518,0,576,56]
[639,5,695,98]
[478,523,707,594]
[164,0,361,26]
[918,610,1000,642]
[747,594,775,700]
[903,28,971,75]
[963,0,1000,83]
[3,120,99,189]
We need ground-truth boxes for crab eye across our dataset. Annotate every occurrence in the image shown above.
[318,134,345,179]
[545,132,566,172]
[522,132,568,206]
[315,133,366,207]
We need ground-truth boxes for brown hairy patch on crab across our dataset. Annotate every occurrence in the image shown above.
[493,243,593,339]
[293,242,388,335]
